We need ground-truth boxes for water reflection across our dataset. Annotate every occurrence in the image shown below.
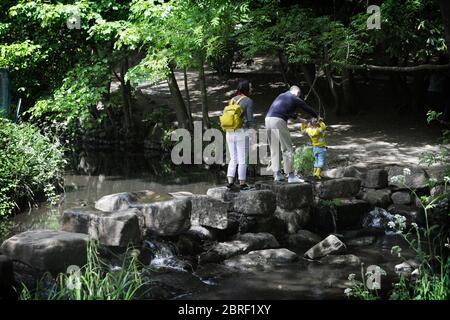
[9,151,224,236]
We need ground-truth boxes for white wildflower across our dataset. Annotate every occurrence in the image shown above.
[411,222,418,229]
[348,273,356,281]
[344,288,353,296]
[387,221,396,229]
[390,175,406,184]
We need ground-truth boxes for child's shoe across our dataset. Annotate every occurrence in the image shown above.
[313,167,322,180]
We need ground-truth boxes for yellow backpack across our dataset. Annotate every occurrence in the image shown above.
[219,96,246,131]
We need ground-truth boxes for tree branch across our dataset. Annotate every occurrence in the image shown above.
[343,63,450,73]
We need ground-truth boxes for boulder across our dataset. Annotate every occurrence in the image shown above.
[387,204,424,225]
[346,236,376,247]
[428,199,450,227]
[287,230,322,249]
[249,215,288,243]
[1,230,88,273]
[430,185,450,199]
[235,232,279,249]
[256,182,313,210]
[274,206,310,234]
[317,178,361,199]
[387,166,429,190]
[183,226,215,242]
[62,208,142,247]
[363,169,388,189]
[206,187,239,202]
[334,199,370,229]
[198,232,279,263]
[95,190,173,212]
[228,212,257,234]
[343,166,365,180]
[425,165,449,183]
[320,254,361,267]
[310,199,370,233]
[232,190,276,216]
[323,167,346,179]
[223,249,298,271]
[304,235,346,260]
[139,198,192,236]
[0,255,16,300]
[361,189,392,208]
[190,195,230,230]
[391,191,412,205]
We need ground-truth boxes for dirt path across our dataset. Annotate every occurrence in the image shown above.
[137,57,448,169]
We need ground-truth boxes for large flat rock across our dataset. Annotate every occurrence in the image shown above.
[62,208,142,247]
[274,206,310,234]
[256,182,313,210]
[95,190,173,212]
[387,166,429,190]
[206,187,239,202]
[317,178,362,199]
[190,195,231,230]
[138,198,192,236]
[310,199,370,233]
[361,189,392,208]
[304,235,346,260]
[1,230,88,273]
[232,190,277,216]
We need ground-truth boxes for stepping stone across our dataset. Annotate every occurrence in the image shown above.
[1,230,88,273]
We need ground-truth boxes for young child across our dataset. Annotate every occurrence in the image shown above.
[299,117,327,179]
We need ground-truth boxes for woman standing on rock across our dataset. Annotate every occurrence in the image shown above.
[223,79,255,191]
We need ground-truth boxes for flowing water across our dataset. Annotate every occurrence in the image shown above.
[4,151,411,300]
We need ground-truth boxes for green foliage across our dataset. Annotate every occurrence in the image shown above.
[352,0,446,62]
[19,241,149,300]
[27,61,111,139]
[319,199,343,208]
[0,118,65,217]
[346,163,450,300]
[293,146,315,177]
[390,259,450,300]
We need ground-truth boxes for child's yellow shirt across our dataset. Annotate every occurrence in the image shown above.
[300,121,327,147]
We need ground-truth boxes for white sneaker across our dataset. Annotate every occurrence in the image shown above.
[274,171,285,182]
[288,174,304,183]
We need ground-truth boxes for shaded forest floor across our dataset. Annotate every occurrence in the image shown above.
[136,56,447,169]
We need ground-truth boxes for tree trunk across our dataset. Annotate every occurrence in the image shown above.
[183,67,193,125]
[300,63,327,113]
[277,50,290,87]
[324,47,341,115]
[168,64,191,130]
[437,0,450,58]
[343,68,357,113]
[198,53,210,129]
[121,58,133,134]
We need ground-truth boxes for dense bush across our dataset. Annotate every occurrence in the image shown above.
[0,118,65,217]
